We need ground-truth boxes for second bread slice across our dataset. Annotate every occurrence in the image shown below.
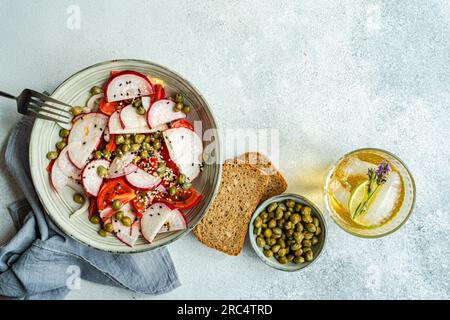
[193,162,269,256]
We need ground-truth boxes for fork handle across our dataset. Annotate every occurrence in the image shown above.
[0,91,17,100]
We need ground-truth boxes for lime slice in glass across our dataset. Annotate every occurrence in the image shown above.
[348,180,369,218]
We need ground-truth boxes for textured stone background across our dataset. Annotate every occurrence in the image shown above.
[0,0,449,299]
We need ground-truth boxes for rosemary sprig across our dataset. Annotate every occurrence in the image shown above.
[352,161,391,219]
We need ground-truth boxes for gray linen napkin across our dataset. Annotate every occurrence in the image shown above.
[0,117,180,299]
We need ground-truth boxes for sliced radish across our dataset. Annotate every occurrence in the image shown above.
[158,209,187,234]
[112,203,140,247]
[56,147,81,180]
[99,206,114,221]
[163,127,203,182]
[66,178,84,194]
[107,152,135,178]
[67,113,109,169]
[119,104,150,129]
[81,159,110,197]
[70,197,90,219]
[141,203,174,243]
[141,96,151,109]
[50,161,68,192]
[124,165,161,191]
[109,110,167,134]
[105,71,153,103]
[85,93,104,112]
[147,99,186,128]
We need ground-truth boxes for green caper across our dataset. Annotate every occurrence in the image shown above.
[263,249,273,258]
[174,102,183,111]
[140,150,149,159]
[256,237,266,247]
[302,214,313,224]
[312,237,319,245]
[305,250,314,262]
[46,151,58,160]
[261,223,267,229]
[277,238,286,248]
[175,93,184,103]
[121,144,130,153]
[267,238,277,246]
[277,248,287,257]
[111,199,122,210]
[268,219,277,228]
[286,254,295,262]
[104,223,114,233]
[302,239,312,247]
[70,106,84,116]
[254,227,262,236]
[115,135,125,145]
[267,202,278,213]
[285,199,295,208]
[284,221,293,230]
[289,213,301,224]
[275,207,284,217]
[293,256,305,264]
[301,206,312,215]
[306,223,317,233]
[283,211,291,220]
[291,243,302,251]
[287,207,294,212]
[277,203,287,211]
[136,106,146,115]
[182,105,191,114]
[168,186,177,197]
[286,229,294,238]
[94,150,102,159]
[272,233,282,239]
[294,203,302,212]
[274,209,284,220]
[254,216,263,228]
[121,216,132,227]
[294,232,304,243]
[304,232,314,240]
[102,149,111,160]
[177,174,186,184]
[272,227,282,236]
[276,256,287,264]
[294,249,303,257]
[315,226,322,236]
[97,165,108,178]
[125,134,132,138]
[132,98,142,107]
[260,211,268,220]
[277,219,285,228]
[56,141,66,150]
[153,140,162,150]
[156,164,166,174]
[90,215,101,224]
[271,245,281,253]
[90,86,103,95]
[144,135,152,143]
[313,217,320,227]
[115,211,124,221]
[263,229,272,238]
[267,211,275,220]
[73,193,85,204]
[134,134,145,144]
[124,137,132,145]
[98,229,108,237]
[296,223,304,232]
[59,128,70,138]
[142,142,151,150]
[115,149,124,158]
[130,143,140,152]
[182,183,192,190]
[132,156,141,164]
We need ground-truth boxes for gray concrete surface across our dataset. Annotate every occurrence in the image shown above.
[0,0,449,299]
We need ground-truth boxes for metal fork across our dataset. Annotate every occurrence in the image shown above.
[0,89,72,124]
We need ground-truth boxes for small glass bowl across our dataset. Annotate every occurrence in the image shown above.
[248,193,327,272]
[324,148,416,238]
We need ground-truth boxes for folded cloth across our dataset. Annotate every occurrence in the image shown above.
[0,117,180,299]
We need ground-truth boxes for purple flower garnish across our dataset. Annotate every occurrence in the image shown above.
[376,161,391,185]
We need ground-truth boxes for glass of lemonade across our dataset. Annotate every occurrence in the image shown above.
[324,148,416,237]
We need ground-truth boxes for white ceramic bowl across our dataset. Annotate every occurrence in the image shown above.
[29,59,222,253]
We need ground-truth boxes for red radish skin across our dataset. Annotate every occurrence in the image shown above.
[99,207,114,222]
[105,70,153,103]
[147,99,186,128]
[81,159,110,197]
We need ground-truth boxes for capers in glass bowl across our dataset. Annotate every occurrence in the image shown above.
[249,194,326,272]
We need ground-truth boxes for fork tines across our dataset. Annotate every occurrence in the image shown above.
[25,89,72,124]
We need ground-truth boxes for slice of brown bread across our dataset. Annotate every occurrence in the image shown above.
[236,152,288,202]
[193,161,269,256]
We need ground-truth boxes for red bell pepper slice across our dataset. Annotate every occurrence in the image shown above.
[105,136,117,152]
[99,99,118,116]
[97,178,136,210]
[152,84,165,102]
[158,188,202,211]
